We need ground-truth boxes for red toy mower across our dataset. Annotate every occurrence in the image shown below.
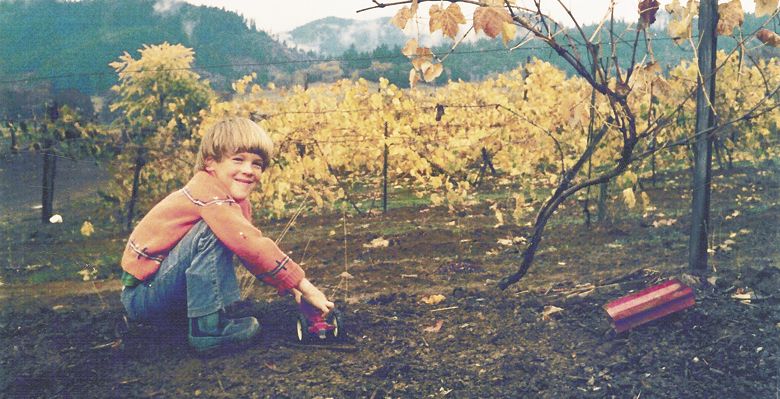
[296,300,342,342]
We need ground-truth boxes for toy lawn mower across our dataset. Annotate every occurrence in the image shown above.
[295,300,343,342]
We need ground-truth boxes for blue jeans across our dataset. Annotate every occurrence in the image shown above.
[121,221,241,321]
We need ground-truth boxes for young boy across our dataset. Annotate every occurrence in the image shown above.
[120,117,334,352]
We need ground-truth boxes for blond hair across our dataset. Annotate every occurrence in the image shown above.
[194,117,274,172]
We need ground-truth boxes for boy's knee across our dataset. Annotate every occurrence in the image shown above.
[191,221,220,252]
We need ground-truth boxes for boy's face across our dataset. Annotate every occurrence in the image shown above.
[204,151,264,201]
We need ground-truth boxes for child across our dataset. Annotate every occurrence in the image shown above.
[120,117,334,352]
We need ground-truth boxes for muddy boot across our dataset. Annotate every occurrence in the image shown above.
[188,310,259,353]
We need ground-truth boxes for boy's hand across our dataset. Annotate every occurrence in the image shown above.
[295,278,335,315]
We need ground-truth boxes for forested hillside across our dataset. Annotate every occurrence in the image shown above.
[0,0,307,95]
[337,13,779,86]
[1,0,778,120]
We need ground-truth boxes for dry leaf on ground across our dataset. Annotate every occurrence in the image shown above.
[423,320,444,333]
[421,294,446,305]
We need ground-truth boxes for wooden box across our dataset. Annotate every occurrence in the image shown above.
[604,279,695,333]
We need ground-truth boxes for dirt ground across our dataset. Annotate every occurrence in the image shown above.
[1,163,779,398]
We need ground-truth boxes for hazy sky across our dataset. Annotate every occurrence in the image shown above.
[178,0,748,34]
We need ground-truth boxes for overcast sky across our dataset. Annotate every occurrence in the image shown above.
[178,0,754,34]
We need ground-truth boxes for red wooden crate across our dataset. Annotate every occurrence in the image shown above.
[603,279,695,333]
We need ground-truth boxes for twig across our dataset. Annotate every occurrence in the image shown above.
[90,341,116,350]
[300,237,312,266]
[430,306,459,312]
[92,280,108,310]
[275,192,310,245]
[285,342,358,352]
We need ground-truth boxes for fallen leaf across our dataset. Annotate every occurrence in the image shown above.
[421,294,446,305]
[497,238,514,246]
[731,291,755,301]
[542,305,564,320]
[423,320,444,333]
[363,237,389,248]
[80,220,94,237]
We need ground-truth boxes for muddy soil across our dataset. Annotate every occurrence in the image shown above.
[1,164,779,398]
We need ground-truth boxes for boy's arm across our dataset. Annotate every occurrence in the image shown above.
[290,280,335,315]
[200,204,304,294]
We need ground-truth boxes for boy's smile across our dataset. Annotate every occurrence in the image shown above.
[205,152,264,201]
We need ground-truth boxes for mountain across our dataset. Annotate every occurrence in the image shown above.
[0,0,777,118]
[290,12,779,89]
[283,16,409,56]
[0,0,311,97]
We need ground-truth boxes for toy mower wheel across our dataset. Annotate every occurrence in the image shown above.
[327,310,343,338]
[296,313,310,342]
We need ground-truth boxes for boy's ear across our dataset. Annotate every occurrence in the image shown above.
[203,157,216,172]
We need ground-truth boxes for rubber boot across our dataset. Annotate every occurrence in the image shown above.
[188,310,259,353]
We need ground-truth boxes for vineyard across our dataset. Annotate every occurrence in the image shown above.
[2,0,780,397]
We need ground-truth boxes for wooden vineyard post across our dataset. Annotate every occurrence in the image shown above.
[383,121,388,214]
[689,0,718,271]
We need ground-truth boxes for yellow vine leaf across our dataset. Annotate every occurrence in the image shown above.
[501,21,516,46]
[409,68,420,88]
[665,0,697,44]
[756,28,780,47]
[473,6,512,39]
[622,188,637,209]
[391,6,413,30]
[717,0,744,36]
[423,62,443,82]
[430,175,443,189]
[402,38,418,58]
[80,221,95,237]
[429,3,466,39]
[641,192,652,211]
[638,0,660,29]
[620,171,638,186]
[430,192,443,206]
[494,206,505,227]
[754,0,778,16]
[512,193,526,221]
[412,47,434,71]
